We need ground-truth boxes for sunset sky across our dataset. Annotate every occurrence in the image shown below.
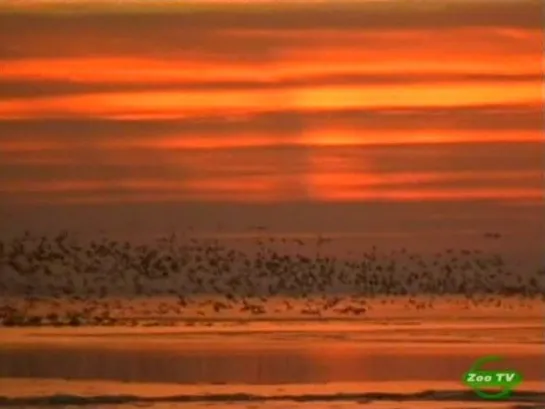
[0,0,542,246]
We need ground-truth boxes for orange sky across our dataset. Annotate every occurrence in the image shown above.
[0,0,542,208]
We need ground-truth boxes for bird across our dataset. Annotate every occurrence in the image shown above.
[0,229,542,326]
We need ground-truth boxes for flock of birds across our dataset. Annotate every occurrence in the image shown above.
[0,230,543,326]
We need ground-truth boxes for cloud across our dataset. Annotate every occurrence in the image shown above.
[0,140,541,192]
[0,26,539,63]
[0,104,541,142]
[0,1,540,32]
[1,183,540,205]
[0,72,540,99]
[0,82,539,120]
[0,0,540,208]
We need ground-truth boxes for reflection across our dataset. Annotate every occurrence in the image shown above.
[0,346,541,384]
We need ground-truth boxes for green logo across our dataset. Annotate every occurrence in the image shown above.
[462,355,523,400]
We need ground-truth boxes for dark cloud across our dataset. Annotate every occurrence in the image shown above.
[0,141,540,185]
[0,1,539,30]
[1,72,539,98]
[0,170,538,207]
[0,104,540,142]
[0,1,539,60]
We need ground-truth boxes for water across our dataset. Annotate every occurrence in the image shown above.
[1,322,544,408]
[0,343,543,384]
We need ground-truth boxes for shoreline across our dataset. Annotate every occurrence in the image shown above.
[1,317,542,353]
